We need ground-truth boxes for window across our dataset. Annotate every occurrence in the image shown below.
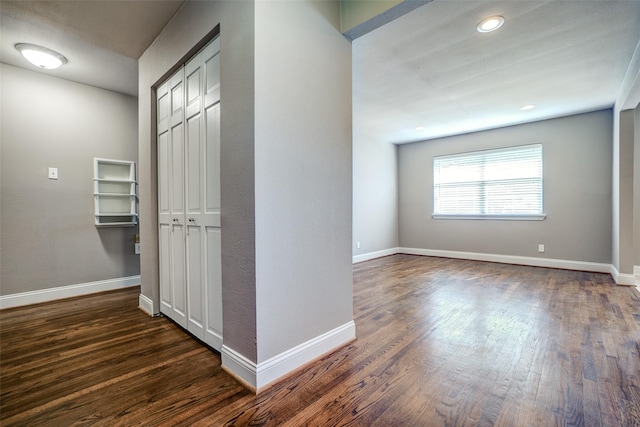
[433,144,545,220]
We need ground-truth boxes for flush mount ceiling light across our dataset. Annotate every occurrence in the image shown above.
[15,43,67,69]
[415,126,426,132]
[520,104,536,111]
[477,16,505,33]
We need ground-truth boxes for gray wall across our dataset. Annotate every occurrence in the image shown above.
[138,0,353,366]
[254,0,353,362]
[398,110,613,264]
[1,64,139,296]
[138,1,257,360]
[352,128,398,257]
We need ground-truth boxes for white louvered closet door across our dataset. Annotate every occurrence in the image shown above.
[158,36,222,350]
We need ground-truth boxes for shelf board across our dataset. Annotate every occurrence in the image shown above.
[95,222,137,227]
[94,178,136,183]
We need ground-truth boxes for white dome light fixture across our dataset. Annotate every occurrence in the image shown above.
[477,16,505,33]
[15,43,67,69]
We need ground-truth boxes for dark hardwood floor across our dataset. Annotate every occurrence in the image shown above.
[1,255,639,426]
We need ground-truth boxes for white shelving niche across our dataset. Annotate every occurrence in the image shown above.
[93,158,137,227]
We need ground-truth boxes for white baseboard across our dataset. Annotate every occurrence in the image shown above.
[0,275,141,310]
[610,265,636,286]
[221,346,259,392]
[356,246,635,285]
[353,247,400,264]
[138,293,155,316]
[222,320,356,392]
[399,247,612,274]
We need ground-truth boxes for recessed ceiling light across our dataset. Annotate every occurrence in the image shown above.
[15,43,67,69]
[477,16,505,33]
[520,104,536,111]
[415,126,426,132]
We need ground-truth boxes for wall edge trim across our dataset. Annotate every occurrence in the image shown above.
[222,320,356,393]
[351,247,630,282]
[399,247,612,273]
[221,345,258,392]
[353,247,401,263]
[0,276,141,310]
[610,264,637,286]
[138,293,155,316]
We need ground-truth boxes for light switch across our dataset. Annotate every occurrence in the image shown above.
[48,167,58,180]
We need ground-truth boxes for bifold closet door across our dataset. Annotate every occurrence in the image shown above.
[157,69,187,329]
[184,39,222,347]
[157,36,222,351]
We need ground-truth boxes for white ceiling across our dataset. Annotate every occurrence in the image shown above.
[353,0,640,144]
[1,0,639,142]
[0,0,185,96]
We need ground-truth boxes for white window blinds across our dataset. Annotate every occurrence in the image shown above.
[433,144,543,218]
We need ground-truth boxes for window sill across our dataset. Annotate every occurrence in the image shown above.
[432,214,546,221]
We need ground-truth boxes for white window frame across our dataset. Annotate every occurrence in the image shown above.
[433,144,546,221]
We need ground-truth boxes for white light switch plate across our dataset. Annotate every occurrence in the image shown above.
[48,167,58,180]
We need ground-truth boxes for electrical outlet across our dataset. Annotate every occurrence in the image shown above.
[48,167,58,180]
[538,244,545,253]
[356,241,361,249]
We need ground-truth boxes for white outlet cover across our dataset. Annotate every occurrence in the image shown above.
[48,167,58,179]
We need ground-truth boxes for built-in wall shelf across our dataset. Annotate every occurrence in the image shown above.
[94,158,137,227]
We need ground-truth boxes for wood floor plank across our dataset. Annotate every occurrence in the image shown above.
[2,255,639,426]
